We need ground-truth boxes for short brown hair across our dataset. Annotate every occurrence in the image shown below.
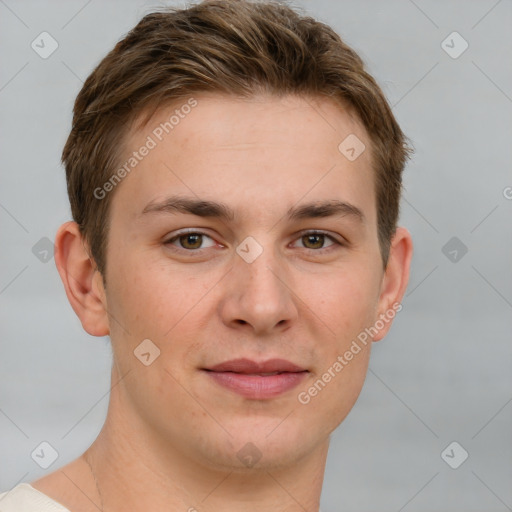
[62,0,413,281]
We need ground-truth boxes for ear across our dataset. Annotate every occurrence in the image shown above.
[372,226,413,342]
[54,221,110,337]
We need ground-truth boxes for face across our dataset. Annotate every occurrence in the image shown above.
[100,93,394,471]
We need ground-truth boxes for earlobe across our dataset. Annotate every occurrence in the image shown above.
[372,226,413,342]
[54,221,110,337]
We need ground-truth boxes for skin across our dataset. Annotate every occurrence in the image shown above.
[32,93,412,512]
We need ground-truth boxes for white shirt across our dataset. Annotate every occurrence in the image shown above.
[0,483,71,512]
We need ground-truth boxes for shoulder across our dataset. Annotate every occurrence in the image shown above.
[0,482,71,512]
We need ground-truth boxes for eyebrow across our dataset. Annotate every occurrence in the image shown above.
[288,200,365,223]
[140,195,365,224]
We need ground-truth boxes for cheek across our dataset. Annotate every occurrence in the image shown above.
[103,255,169,369]
[106,250,179,326]
[292,268,377,429]
[301,345,371,437]
[304,266,379,342]
[105,251,219,371]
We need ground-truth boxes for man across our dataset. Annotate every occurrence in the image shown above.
[0,0,413,510]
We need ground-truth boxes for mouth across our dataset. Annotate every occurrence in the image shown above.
[202,358,309,399]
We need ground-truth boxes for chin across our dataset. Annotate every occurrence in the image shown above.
[195,417,327,472]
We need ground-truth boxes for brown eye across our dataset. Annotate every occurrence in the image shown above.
[302,233,325,249]
[291,231,341,251]
[179,233,203,249]
[165,231,216,251]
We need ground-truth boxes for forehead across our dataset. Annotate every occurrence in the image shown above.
[110,93,376,227]
[150,92,367,152]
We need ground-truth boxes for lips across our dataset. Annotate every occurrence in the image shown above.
[202,358,308,399]
[206,358,307,374]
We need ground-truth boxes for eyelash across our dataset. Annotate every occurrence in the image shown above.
[163,229,345,254]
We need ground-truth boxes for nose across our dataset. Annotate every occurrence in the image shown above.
[218,242,299,335]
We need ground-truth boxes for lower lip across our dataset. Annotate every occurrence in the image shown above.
[204,370,308,399]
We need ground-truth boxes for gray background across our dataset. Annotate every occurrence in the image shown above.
[1,1,511,510]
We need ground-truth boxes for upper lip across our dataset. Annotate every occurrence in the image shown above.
[204,358,307,374]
